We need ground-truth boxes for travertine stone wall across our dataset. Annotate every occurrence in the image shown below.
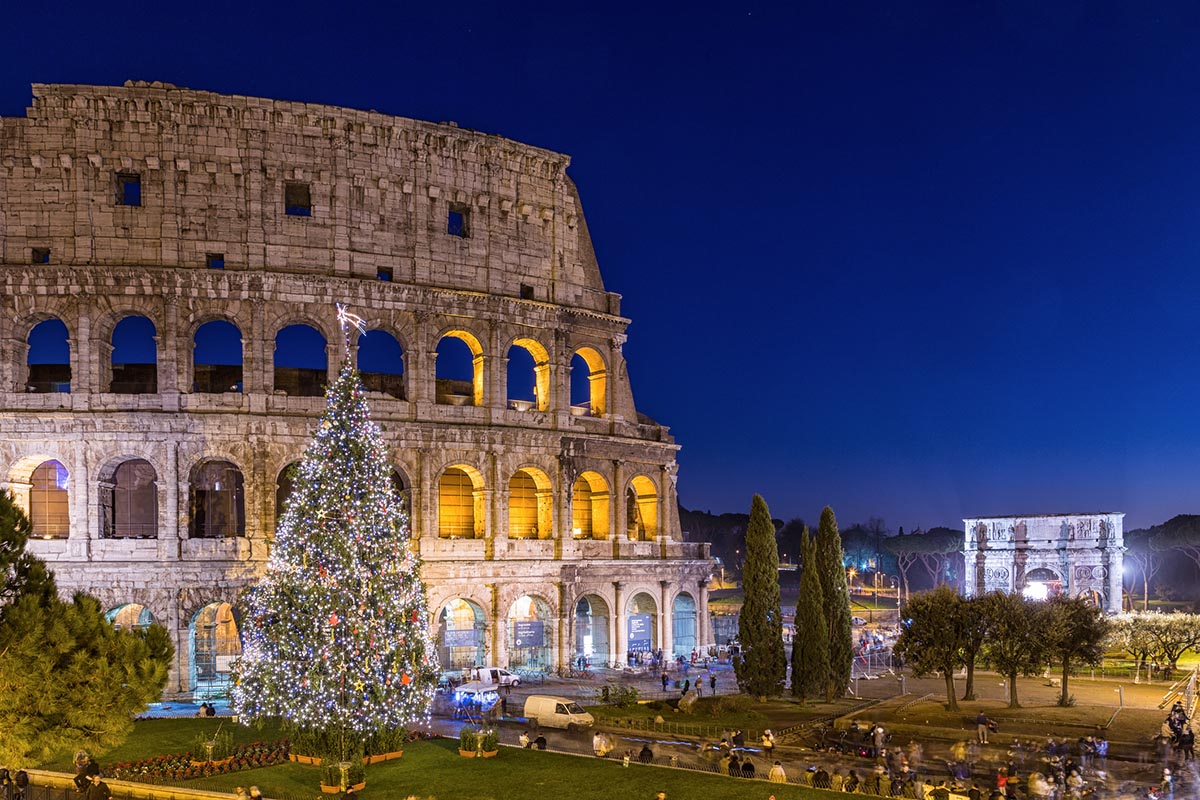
[0,82,713,697]
[962,513,1124,614]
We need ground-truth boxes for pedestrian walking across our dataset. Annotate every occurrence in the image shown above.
[977,712,992,744]
[85,775,111,800]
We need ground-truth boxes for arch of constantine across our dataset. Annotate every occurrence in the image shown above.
[962,513,1124,614]
[0,81,714,698]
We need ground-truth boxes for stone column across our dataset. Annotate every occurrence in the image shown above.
[697,580,710,651]
[173,590,189,695]
[613,581,626,667]
[659,580,674,657]
[161,440,181,561]
[325,343,338,387]
[490,583,505,667]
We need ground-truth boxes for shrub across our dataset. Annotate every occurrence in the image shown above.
[599,684,640,708]
[191,729,234,760]
[321,759,365,788]
[459,727,479,752]
[365,726,409,755]
[480,729,499,752]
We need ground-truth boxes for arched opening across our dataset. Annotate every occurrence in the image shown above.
[188,460,246,538]
[626,475,659,541]
[105,603,156,631]
[571,471,610,539]
[193,320,243,393]
[190,601,241,698]
[274,324,327,397]
[437,598,487,670]
[507,467,552,539]
[1022,567,1063,601]
[574,595,610,666]
[389,468,410,512]
[672,593,697,656]
[29,459,70,539]
[358,330,405,399]
[100,459,158,539]
[570,347,607,418]
[435,332,483,406]
[507,338,550,411]
[508,595,551,671]
[27,318,71,393]
[626,592,659,660]
[275,461,302,526]
[438,465,485,538]
[110,315,157,394]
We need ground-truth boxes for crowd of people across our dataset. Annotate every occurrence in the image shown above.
[0,767,30,800]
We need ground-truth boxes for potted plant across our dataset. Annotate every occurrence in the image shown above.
[364,727,406,763]
[458,727,479,757]
[479,729,499,758]
[320,759,366,794]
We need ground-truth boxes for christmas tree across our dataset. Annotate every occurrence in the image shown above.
[233,307,438,759]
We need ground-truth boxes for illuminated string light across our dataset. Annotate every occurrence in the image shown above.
[232,326,439,740]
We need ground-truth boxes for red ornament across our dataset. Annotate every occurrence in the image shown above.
[410,610,419,623]
[400,673,412,685]
[329,613,339,626]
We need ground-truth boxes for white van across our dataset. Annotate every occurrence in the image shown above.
[523,694,595,730]
[468,666,521,687]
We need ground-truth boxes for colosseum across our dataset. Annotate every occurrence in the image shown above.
[0,81,714,698]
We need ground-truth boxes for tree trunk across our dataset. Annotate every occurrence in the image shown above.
[1008,670,1020,708]
[962,659,976,701]
[1143,570,1149,612]
[1060,656,1070,706]
[944,671,959,711]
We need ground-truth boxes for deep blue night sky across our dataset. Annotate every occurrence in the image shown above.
[4,2,1200,531]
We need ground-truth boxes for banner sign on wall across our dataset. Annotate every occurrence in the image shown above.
[628,614,652,652]
[444,628,478,648]
[513,620,545,649]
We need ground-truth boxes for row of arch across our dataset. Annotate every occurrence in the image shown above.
[23,315,609,415]
[21,457,661,542]
[106,590,700,695]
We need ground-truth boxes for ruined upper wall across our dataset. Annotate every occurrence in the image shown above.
[0,81,618,315]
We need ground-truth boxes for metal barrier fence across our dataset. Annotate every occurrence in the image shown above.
[601,717,761,743]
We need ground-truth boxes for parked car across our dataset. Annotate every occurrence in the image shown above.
[468,666,521,687]
[851,616,868,626]
[523,694,594,730]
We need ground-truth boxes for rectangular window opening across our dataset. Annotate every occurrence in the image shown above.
[447,204,470,238]
[377,266,394,282]
[520,284,534,300]
[31,247,51,264]
[285,182,312,217]
[206,253,225,270]
[116,172,142,206]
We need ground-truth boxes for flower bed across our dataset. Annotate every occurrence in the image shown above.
[107,740,290,783]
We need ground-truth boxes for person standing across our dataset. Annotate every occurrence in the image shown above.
[769,761,788,783]
[661,670,669,691]
[12,769,28,800]
[85,775,111,800]
[977,712,991,744]
[709,672,717,694]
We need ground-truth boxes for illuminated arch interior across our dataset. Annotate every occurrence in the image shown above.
[672,592,697,656]
[508,467,552,539]
[190,601,241,698]
[571,471,610,539]
[508,337,550,411]
[438,465,485,538]
[29,459,70,539]
[570,347,607,417]
[507,594,552,670]
[574,594,610,663]
[626,475,658,541]
[438,598,487,670]
[106,603,156,630]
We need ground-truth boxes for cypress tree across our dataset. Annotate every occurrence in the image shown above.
[733,494,786,698]
[816,505,853,702]
[790,526,828,700]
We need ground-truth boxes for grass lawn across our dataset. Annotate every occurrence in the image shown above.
[37,717,287,770]
[588,697,770,732]
[185,737,840,800]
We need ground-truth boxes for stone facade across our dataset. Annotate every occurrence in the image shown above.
[0,81,713,698]
[961,513,1124,614]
